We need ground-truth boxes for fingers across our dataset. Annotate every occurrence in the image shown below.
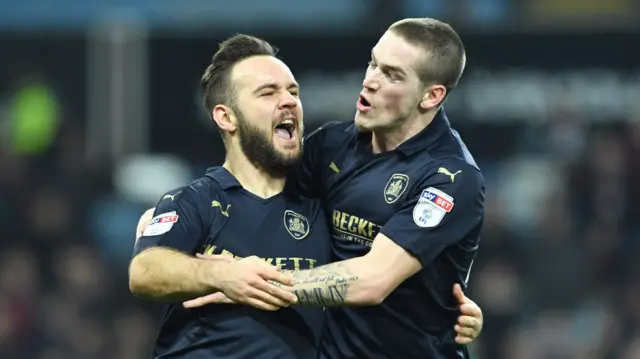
[181,256,297,311]
[454,312,482,345]
[258,265,294,287]
[452,283,469,305]
[458,315,480,328]
[244,298,280,311]
[182,284,294,311]
[185,289,282,312]
[183,293,234,308]
[210,256,298,310]
[136,208,156,239]
[246,285,297,308]
[455,334,474,345]
[457,315,478,329]
[141,208,155,224]
[454,325,476,339]
[459,303,482,318]
[244,260,297,305]
[251,273,297,303]
[237,256,296,301]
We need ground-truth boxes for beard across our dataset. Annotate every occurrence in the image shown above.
[236,108,302,178]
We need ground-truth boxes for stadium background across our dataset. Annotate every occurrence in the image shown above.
[1,1,639,358]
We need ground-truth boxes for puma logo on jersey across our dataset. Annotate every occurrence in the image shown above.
[437,167,461,183]
[162,191,182,201]
[212,200,231,217]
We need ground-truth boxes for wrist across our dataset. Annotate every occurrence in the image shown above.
[195,259,228,292]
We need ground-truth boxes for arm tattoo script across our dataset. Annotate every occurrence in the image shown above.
[286,263,359,306]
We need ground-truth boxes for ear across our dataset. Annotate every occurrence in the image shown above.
[420,85,447,111]
[212,104,237,134]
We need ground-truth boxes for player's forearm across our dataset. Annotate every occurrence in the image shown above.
[129,247,222,302]
[287,257,388,306]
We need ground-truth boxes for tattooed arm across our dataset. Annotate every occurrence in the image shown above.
[178,234,423,307]
[287,233,422,306]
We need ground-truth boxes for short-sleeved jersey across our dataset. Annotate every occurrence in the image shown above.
[289,110,485,359]
[134,167,332,359]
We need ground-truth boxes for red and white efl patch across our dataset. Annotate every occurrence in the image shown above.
[143,211,179,236]
[423,191,453,212]
[412,187,454,228]
[157,215,179,224]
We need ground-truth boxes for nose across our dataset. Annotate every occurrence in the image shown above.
[279,91,298,109]
[362,73,379,92]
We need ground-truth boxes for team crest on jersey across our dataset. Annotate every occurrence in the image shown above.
[284,210,310,240]
[384,173,409,204]
[412,187,454,228]
[143,211,179,236]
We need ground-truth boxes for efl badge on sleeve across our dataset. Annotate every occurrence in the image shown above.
[284,210,310,240]
[384,173,409,204]
[143,211,179,236]
[412,187,454,228]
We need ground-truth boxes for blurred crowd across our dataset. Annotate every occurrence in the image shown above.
[0,73,158,359]
[1,46,640,359]
[469,111,640,359]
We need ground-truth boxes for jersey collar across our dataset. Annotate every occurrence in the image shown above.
[205,166,243,190]
[353,109,451,157]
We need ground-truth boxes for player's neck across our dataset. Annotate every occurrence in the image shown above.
[223,150,286,199]
[370,110,436,154]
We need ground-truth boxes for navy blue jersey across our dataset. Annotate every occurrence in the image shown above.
[134,167,332,359]
[290,110,485,359]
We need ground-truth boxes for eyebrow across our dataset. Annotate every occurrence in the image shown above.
[371,52,406,76]
[253,82,299,94]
